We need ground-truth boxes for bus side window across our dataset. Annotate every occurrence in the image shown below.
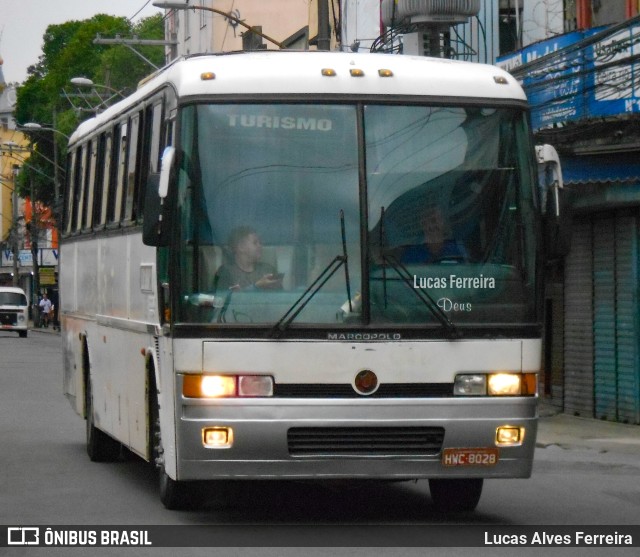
[72,145,86,233]
[64,150,77,235]
[136,99,164,223]
[98,133,113,227]
[117,121,131,224]
[150,101,164,174]
[92,133,106,228]
[62,149,76,234]
[82,139,97,231]
[106,124,122,225]
[123,112,141,223]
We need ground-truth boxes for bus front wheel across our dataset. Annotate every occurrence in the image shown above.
[428,478,483,512]
[150,391,194,510]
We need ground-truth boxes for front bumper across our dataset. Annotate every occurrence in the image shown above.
[174,395,537,481]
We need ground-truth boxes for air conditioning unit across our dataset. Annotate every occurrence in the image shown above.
[382,0,481,26]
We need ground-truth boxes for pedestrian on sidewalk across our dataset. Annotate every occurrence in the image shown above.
[39,292,52,328]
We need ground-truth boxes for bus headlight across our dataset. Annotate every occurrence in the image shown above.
[238,375,273,397]
[182,374,273,398]
[201,375,236,397]
[488,373,522,396]
[453,374,486,396]
[454,373,537,396]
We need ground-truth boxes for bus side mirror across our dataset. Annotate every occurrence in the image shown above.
[143,147,175,246]
[536,144,571,261]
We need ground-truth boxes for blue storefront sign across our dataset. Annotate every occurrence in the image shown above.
[498,23,640,130]
[497,30,589,129]
[587,24,640,117]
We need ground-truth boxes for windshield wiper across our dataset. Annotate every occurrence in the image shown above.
[271,210,352,337]
[378,206,459,338]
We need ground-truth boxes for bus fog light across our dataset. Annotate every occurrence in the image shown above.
[496,426,524,446]
[238,375,273,397]
[203,427,233,448]
[454,374,486,396]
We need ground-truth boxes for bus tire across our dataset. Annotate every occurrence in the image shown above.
[85,374,121,462]
[19,331,27,338]
[428,478,483,512]
[150,389,193,510]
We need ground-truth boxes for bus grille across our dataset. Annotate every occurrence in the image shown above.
[274,383,453,398]
[287,426,445,457]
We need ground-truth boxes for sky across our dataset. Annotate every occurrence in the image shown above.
[0,0,163,84]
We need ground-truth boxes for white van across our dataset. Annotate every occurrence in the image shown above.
[0,286,29,338]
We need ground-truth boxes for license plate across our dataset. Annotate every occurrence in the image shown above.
[442,447,499,467]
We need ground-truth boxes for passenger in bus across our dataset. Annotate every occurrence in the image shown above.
[400,204,468,264]
[214,226,283,291]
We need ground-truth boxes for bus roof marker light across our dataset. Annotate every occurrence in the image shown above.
[493,75,509,85]
[378,69,393,77]
[321,68,336,77]
[201,72,216,81]
[350,69,365,77]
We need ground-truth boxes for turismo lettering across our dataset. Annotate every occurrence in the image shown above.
[228,114,333,131]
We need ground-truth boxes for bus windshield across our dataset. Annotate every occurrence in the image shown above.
[175,103,538,333]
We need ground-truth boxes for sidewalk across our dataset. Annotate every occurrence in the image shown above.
[28,321,60,334]
[537,400,640,455]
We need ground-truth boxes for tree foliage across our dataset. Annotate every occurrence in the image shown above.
[15,14,165,207]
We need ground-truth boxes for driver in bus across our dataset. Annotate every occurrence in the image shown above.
[400,203,469,264]
[214,226,283,291]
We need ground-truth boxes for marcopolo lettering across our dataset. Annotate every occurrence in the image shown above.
[228,114,333,131]
[327,332,401,341]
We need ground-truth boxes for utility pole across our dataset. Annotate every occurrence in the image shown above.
[317,0,331,51]
[11,184,19,287]
[52,111,62,222]
[30,178,40,327]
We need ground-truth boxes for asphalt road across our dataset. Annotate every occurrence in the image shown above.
[1,330,638,556]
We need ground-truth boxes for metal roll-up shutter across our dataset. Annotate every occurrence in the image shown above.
[614,211,640,424]
[564,217,594,417]
[592,214,617,421]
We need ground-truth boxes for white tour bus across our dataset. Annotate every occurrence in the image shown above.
[61,51,566,511]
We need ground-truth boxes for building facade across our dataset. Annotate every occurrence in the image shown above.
[162,0,315,61]
[0,61,58,305]
[0,82,28,289]
[500,0,640,424]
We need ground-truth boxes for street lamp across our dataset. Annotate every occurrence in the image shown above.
[64,77,126,114]
[152,1,285,49]
[70,77,126,98]
[19,122,70,140]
